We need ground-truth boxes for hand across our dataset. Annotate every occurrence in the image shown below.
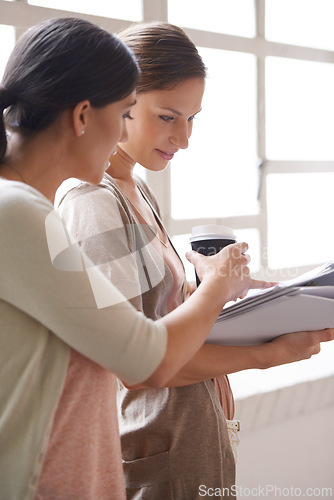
[238,277,277,300]
[186,242,270,303]
[261,328,334,369]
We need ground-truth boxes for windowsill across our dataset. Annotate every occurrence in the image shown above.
[229,340,334,400]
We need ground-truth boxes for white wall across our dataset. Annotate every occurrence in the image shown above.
[235,375,334,499]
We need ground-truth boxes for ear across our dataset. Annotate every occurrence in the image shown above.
[72,100,91,137]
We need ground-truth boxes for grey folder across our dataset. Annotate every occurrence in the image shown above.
[207,262,334,346]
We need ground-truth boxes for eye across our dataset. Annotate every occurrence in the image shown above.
[159,115,175,122]
[123,113,133,120]
[188,115,196,122]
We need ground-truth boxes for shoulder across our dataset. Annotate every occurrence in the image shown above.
[56,175,129,212]
[0,179,53,225]
[56,177,109,207]
[0,180,61,263]
[56,175,137,240]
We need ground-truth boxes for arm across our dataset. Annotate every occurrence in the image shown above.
[0,185,166,387]
[155,329,334,387]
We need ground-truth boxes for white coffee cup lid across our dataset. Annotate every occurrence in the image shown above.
[190,224,236,242]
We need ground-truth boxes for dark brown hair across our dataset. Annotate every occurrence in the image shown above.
[117,22,206,94]
[0,17,139,161]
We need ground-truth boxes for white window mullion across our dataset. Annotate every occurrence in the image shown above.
[145,168,172,230]
[169,214,262,236]
[143,0,167,22]
[13,0,28,41]
[264,160,334,175]
[168,27,334,65]
[256,0,268,271]
[142,0,168,229]
[264,40,334,64]
[256,0,266,161]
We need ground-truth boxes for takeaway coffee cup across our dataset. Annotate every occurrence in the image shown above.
[190,224,236,285]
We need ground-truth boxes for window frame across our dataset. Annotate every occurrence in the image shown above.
[1,0,334,281]
[145,0,334,281]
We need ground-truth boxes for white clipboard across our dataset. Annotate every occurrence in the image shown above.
[207,287,334,346]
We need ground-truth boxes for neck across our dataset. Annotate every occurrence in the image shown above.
[106,145,137,187]
[1,131,65,203]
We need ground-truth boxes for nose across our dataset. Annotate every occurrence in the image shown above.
[169,122,190,150]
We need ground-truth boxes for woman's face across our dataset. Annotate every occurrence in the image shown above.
[76,91,136,184]
[119,77,205,172]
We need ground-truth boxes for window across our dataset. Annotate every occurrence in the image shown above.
[266,0,334,51]
[28,0,142,22]
[168,0,255,38]
[0,25,15,80]
[266,57,334,161]
[267,172,334,270]
[171,48,258,220]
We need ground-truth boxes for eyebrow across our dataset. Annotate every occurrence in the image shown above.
[159,107,182,116]
[158,107,202,116]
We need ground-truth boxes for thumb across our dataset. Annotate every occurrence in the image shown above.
[185,250,202,265]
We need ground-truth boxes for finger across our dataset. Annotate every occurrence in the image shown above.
[185,250,201,264]
[238,241,249,253]
[249,278,276,289]
[259,280,277,288]
[318,328,334,342]
[228,241,249,255]
[242,253,251,264]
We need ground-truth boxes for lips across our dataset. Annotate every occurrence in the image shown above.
[156,149,178,161]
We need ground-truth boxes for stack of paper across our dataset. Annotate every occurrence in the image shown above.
[207,262,334,346]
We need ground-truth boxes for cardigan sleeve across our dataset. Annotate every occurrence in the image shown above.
[0,181,167,385]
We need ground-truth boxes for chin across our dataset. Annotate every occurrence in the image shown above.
[150,159,170,172]
[138,158,169,173]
